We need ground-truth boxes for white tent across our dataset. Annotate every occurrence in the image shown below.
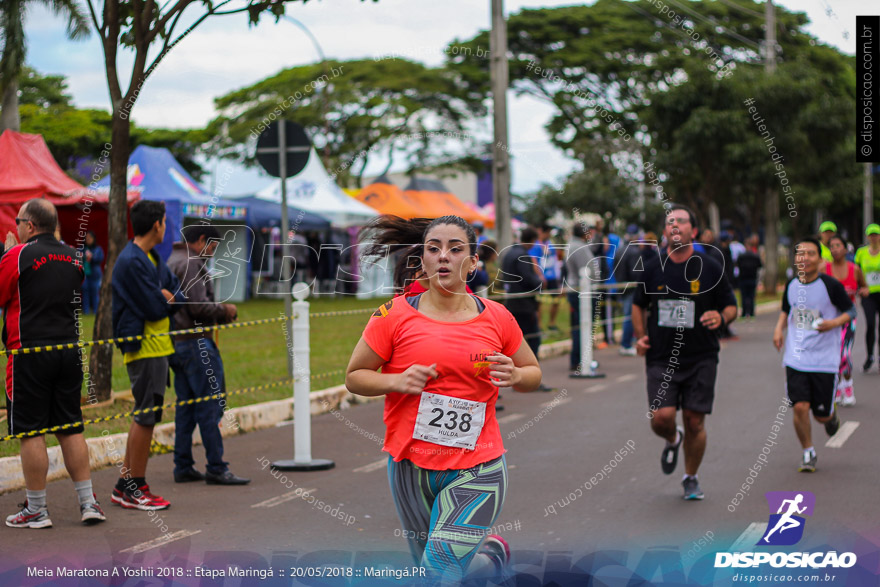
[255,147,377,228]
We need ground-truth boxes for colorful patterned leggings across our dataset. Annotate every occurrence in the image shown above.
[840,319,855,380]
[387,455,507,583]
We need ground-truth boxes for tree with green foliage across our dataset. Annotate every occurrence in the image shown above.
[0,0,90,131]
[453,0,856,290]
[640,50,858,289]
[19,69,209,182]
[207,57,485,188]
[82,0,375,401]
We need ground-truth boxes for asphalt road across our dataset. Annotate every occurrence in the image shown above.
[1,308,878,586]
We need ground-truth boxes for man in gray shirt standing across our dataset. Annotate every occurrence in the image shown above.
[168,225,249,486]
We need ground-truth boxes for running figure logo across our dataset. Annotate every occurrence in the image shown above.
[758,491,815,546]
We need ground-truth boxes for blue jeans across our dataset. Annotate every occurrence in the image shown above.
[620,292,634,349]
[83,277,101,314]
[171,338,228,475]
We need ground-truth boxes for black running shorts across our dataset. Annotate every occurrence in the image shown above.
[785,367,836,418]
[6,347,84,436]
[646,357,718,415]
[126,356,169,426]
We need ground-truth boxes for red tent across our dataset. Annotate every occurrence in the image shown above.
[0,130,137,249]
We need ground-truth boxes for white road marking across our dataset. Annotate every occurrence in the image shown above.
[825,421,859,448]
[120,530,202,554]
[497,413,526,424]
[275,420,293,428]
[730,522,768,552]
[250,488,317,509]
[615,374,637,383]
[540,397,572,408]
[585,384,606,393]
[353,459,387,473]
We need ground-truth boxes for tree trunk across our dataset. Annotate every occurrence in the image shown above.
[763,188,779,293]
[0,78,21,133]
[88,110,131,402]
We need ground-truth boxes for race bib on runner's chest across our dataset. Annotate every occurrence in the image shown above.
[413,392,486,450]
[867,272,880,287]
[657,299,696,329]
[792,308,821,328]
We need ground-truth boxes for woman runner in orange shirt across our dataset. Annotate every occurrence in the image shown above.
[346,215,542,584]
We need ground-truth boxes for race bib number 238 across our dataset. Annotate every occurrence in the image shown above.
[413,392,486,450]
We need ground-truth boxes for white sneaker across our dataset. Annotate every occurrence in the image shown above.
[619,347,637,356]
[841,394,856,406]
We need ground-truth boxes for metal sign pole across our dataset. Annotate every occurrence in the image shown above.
[269,122,334,472]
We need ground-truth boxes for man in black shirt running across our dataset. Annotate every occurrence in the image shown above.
[632,204,738,500]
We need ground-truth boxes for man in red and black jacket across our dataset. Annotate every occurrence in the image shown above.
[0,199,106,528]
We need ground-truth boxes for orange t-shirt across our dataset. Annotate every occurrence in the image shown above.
[362,295,523,470]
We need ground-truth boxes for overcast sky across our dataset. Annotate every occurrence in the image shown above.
[24,0,863,196]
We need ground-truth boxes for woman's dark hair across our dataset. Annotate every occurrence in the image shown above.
[360,215,477,291]
[828,233,847,249]
[477,240,498,262]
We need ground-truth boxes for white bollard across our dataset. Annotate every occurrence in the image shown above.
[271,282,335,471]
[570,267,604,379]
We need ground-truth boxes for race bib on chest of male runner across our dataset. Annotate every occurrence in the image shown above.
[657,299,696,329]
[792,308,822,328]
[413,392,486,450]
[867,272,880,287]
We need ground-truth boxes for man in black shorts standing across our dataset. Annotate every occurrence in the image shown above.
[2,199,106,528]
[632,204,737,500]
[773,237,854,472]
[111,200,180,511]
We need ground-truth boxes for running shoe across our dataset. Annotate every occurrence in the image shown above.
[798,452,817,473]
[619,347,637,356]
[80,496,106,525]
[661,426,684,475]
[841,382,856,406]
[6,502,52,529]
[481,534,510,573]
[863,356,874,372]
[112,484,170,511]
[824,412,841,437]
[682,476,704,500]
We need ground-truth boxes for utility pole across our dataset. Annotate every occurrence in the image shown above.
[762,0,779,294]
[490,0,513,249]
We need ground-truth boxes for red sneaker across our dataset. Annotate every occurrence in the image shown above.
[118,484,170,511]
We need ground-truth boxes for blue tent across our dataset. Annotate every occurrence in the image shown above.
[235,195,329,232]
[96,145,249,259]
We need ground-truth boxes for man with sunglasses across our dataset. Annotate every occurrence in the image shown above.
[632,204,738,500]
[1,200,106,528]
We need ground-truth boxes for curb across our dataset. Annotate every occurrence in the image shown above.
[0,385,384,495]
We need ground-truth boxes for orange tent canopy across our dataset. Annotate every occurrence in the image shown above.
[403,178,492,226]
[356,179,424,218]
